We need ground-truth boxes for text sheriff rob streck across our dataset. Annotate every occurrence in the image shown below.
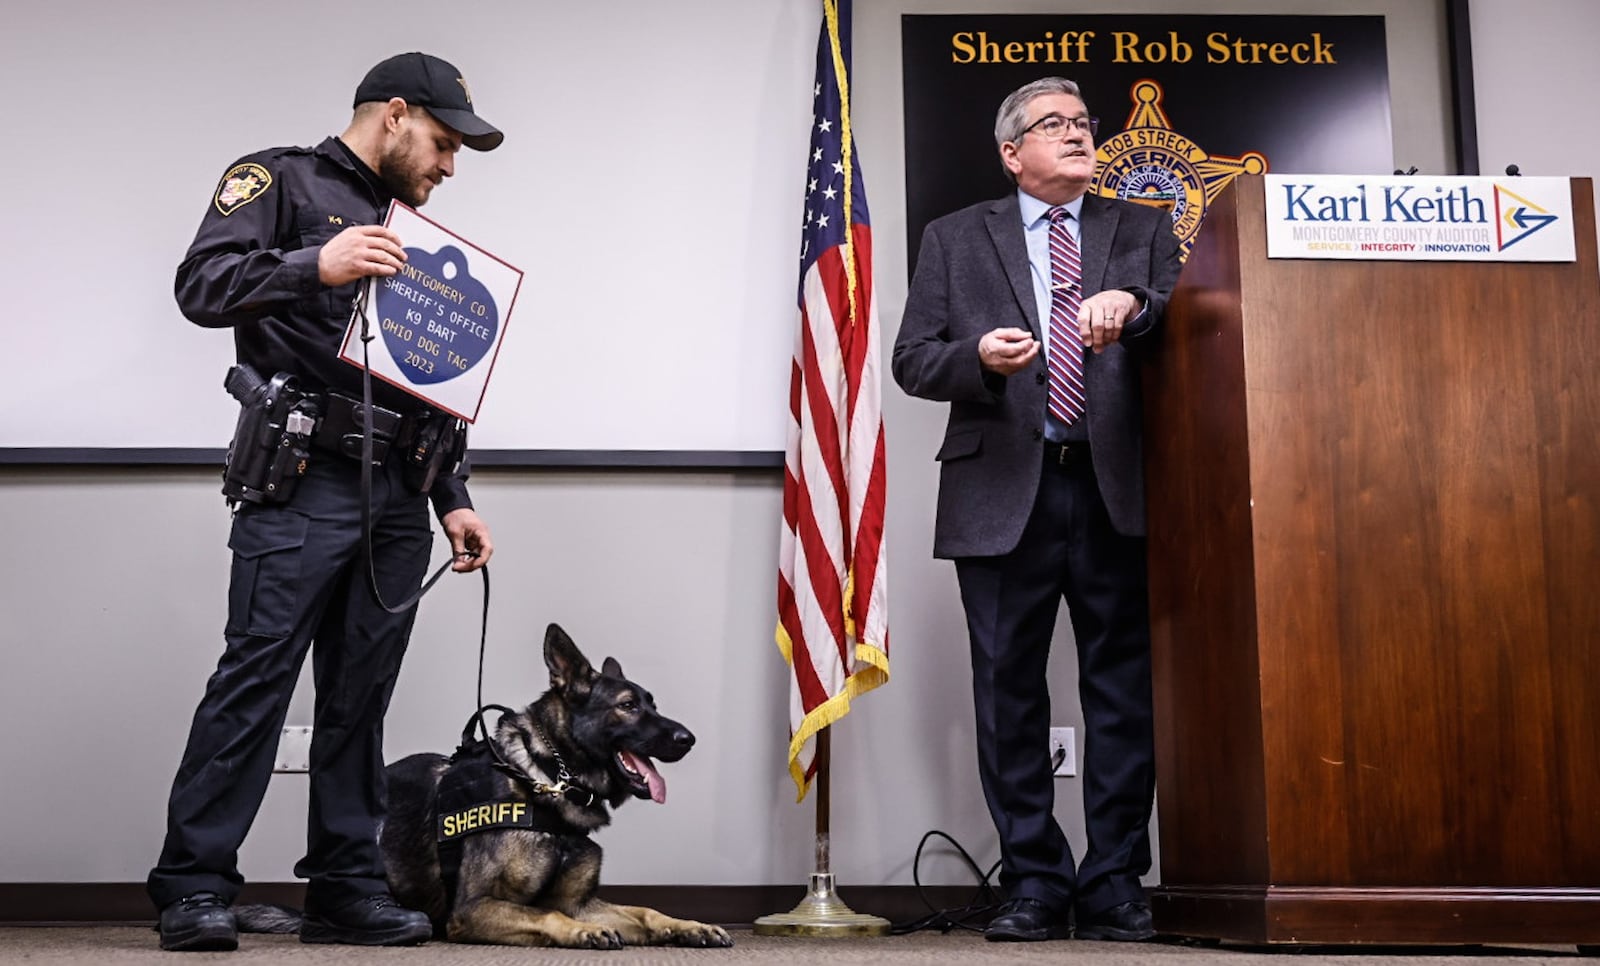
[1282,183,1488,224]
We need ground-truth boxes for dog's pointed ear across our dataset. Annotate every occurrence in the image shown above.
[601,656,625,680]
[544,623,597,699]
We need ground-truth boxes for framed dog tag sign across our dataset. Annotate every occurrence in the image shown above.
[339,201,523,422]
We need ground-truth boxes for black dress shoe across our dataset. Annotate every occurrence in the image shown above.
[300,894,432,946]
[984,897,1071,942]
[1075,899,1156,941]
[159,892,238,952]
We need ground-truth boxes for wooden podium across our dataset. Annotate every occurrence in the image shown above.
[1144,175,1600,944]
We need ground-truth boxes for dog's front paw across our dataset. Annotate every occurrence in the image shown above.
[673,922,734,948]
[571,925,624,950]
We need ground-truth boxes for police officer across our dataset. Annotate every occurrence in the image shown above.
[148,52,501,951]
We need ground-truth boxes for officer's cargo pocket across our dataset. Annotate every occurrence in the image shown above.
[225,508,311,638]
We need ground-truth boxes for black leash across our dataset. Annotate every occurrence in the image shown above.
[459,616,595,807]
[349,279,586,806]
[351,283,481,615]
[455,706,597,808]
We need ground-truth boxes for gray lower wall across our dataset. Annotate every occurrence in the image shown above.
[0,461,1022,888]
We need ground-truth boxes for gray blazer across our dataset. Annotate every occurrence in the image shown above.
[892,192,1183,557]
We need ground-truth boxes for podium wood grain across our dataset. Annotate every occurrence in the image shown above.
[1144,175,1600,943]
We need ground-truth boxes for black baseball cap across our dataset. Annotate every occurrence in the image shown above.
[354,52,504,152]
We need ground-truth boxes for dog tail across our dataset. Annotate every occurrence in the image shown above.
[233,903,303,934]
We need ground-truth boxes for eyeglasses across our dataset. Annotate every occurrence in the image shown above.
[1020,113,1100,141]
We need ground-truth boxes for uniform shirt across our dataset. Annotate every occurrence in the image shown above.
[177,136,471,516]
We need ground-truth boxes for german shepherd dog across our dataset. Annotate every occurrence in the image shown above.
[242,623,731,949]
[380,623,733,948]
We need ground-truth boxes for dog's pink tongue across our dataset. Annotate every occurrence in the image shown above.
[622,751,666,803]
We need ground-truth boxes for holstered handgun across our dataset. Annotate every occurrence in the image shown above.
[221,365,319,506]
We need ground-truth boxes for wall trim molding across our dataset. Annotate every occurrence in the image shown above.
[0,449,786,470]
[0,883,990,929]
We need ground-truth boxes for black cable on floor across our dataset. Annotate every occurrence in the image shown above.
[889,830,1003,935]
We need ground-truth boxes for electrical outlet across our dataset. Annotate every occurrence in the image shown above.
[1049,727,1076,777]
[274,726,312,773]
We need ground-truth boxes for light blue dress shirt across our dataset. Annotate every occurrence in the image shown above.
[1018,189,1083,350]
[1019,189,1087,442]
[1017,188,1148,442]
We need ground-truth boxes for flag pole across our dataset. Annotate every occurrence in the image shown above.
[752,727,890,937]
[759,0,889,938]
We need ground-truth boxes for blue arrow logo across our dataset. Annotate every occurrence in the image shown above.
[1496,186,1559,251]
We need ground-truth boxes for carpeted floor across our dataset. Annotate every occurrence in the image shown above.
[0,928,1588,964]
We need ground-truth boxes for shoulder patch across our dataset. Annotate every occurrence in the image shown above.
[214,162,273,216]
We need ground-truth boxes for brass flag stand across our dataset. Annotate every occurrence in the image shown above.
[753,729,890,937]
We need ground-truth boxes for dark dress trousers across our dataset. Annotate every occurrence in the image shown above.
[892,191,1182,918]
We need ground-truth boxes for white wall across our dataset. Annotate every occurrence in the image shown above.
[0,0,817,452]
[1469,0,1600,265]
[6,0,1586,896]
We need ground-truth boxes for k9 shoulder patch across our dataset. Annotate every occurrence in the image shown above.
[214,162,273,216]
[438,799,536,841]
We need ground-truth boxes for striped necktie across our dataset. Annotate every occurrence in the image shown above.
[1046,206,1086,425]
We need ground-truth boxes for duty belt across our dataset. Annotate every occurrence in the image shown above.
[310,391,407,463]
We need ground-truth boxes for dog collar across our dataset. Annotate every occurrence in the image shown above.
[521,721,598,807]
[494,760,596,808]
[456,707,599,808]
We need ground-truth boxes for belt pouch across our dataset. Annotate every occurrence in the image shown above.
[315,392,403,463]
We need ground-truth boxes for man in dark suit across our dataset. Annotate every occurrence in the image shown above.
[892,77,1182,943]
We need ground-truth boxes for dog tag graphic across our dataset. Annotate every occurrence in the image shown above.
[377,245,500,385]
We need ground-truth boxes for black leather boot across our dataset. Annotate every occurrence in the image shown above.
[158,892,238,951]
[299,894,431,946]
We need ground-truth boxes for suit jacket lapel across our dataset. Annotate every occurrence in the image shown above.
[1079,193,1120,295]
[985,196,1040,336]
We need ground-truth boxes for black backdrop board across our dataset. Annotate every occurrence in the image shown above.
[902,14,1392,272]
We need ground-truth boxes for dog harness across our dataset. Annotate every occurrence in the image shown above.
[433,711,597,910]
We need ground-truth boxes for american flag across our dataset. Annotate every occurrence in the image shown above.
[776,0,889,800]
